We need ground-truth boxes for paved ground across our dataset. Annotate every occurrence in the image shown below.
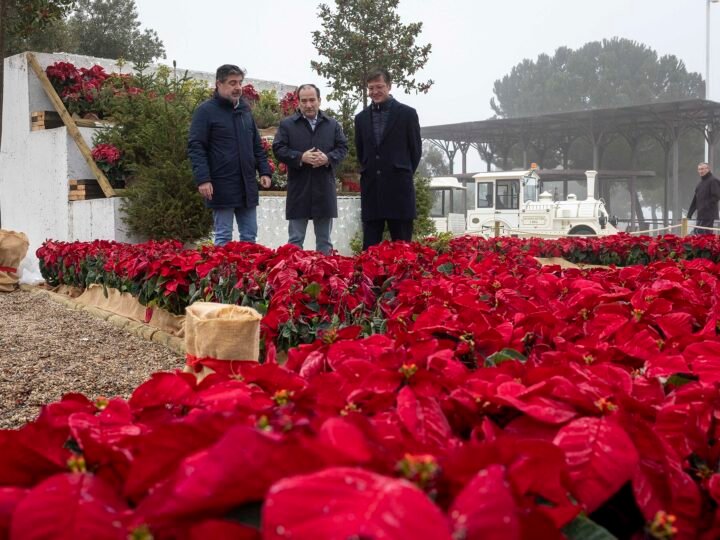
[0,289,183,429]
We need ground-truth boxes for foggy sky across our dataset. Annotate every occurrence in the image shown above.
[133,0,720,171]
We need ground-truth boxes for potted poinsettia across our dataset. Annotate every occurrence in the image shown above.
[91,143,126,188]
[336,155,361,192]
[260,138,288,191]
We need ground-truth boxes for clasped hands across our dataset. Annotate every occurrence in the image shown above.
[301,147,329,168]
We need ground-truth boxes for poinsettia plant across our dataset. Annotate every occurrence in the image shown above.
[279,91,299,116]
[46,61,110,118]
[260,137,288,190]
[90,143,127,188]
[22,232,720,537]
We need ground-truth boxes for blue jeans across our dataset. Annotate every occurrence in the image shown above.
[288,218,333,254]
[213,207,258,246]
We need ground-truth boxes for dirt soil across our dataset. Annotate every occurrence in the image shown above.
[0,289,183,429]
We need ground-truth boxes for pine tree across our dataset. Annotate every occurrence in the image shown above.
[311,0,433,108]
[96,65,213,242]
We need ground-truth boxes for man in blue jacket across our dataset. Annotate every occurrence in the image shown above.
[272,84,348,254]
[188,64,272,246]
[354,68,422,250]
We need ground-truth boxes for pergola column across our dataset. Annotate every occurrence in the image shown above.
[459,142,470,174]
[619,130,648,232]
[704,117,719,170]
[428,140,459,175]
[520,132,532,169]
[557,135,577,170]
[473,142,494,172]
[531,134,552,169]
[672,131,680,223]
[590,129,606,172]
[656,123,682,224]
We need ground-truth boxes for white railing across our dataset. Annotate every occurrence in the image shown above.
[451,218,720,239]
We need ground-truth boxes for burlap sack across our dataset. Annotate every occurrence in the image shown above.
[534,257,580,269]
[76,284,147,320]
[75,284,185,337]
[0,230,29,293]
[535,257,609,270]
[54,285,84,298]
[148,307,185,338]
[184,302,262,380]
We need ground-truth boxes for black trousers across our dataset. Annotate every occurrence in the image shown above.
[362,219,414,250]
[694,219,716,235]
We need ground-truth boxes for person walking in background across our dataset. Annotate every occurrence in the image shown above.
[688,162,720,235]
[188,64,272,246]
[273,84,347,255]
[354,68,422,250]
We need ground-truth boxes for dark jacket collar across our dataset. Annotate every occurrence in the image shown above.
[371,97,395,112]
[291,110,327,123]
[702,172,714,180]
[213,91,250,112]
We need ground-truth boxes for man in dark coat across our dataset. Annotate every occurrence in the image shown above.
[354,68,422,250]
[188,64,272,246]
[688,162,720,235]
[272,84,347,254]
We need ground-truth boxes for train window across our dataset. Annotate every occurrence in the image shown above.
[476,182,494,208]
[496,180,519,209]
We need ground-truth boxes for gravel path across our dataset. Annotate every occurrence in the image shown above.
[0,289,183,429]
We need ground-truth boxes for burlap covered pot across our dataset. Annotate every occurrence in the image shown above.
[0,230,29,293]
[184,302,262,380]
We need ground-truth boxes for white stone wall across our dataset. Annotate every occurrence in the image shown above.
[256,195,361,255]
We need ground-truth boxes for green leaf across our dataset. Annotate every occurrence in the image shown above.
[664,373,699,389]
[436,262,454,275]
[484,348,527,367]
[303,282,322,299]
[380,276,396,292]
[562,514,617,540]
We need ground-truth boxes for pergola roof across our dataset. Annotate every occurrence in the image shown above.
[421,99,720,144]
[421,99,720,229]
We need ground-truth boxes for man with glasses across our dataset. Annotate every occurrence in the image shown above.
[188,64,272,246]
[354,68,422,250]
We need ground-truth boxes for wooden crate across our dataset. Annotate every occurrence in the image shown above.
[31,110,64,131]
[31,110,112,131]
[68,179,105,201]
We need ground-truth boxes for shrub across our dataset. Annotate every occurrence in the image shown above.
[252,89,282,129]
[94,65,213,242]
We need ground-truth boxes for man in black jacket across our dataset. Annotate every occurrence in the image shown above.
[188,64,272,246]
[272,84,347,254]
[688,162,720,235]
[354,68,422,250]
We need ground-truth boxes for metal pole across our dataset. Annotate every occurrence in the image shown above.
[708,0,712,99]
[673,134,680,224]
[707,0,711,161]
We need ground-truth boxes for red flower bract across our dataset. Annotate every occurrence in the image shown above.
[19,233,720,537]
[262,467,452,540]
